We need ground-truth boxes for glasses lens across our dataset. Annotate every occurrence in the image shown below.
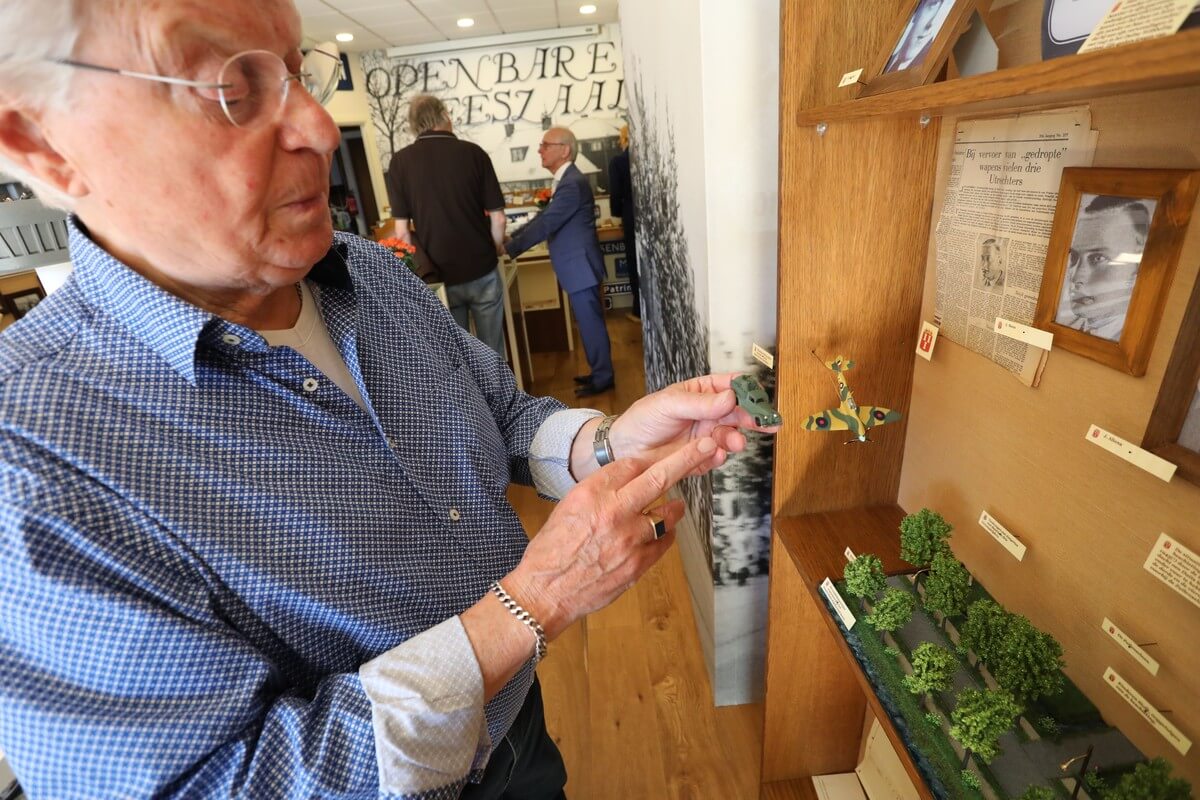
[218,50,288,128]
[301,48,342,106]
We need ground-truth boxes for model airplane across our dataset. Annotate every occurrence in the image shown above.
[802,354,901,443]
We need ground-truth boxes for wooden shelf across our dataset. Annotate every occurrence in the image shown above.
[795,29,1200,126]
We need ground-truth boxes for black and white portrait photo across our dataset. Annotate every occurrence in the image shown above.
[884,0,956,73]
[974,235,1007,291]
[1054,193,1157,343]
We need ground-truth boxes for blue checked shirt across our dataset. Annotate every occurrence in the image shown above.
[0,222,598,798]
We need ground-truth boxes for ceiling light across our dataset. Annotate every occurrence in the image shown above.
[579,4,597,13]
[335,32,354,43]
[457,17,475,28]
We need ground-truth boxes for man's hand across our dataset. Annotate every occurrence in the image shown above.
[570,373,779,482]
[502,437,719,640]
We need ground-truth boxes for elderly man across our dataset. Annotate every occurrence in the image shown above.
[0,2,767,798]
[506,127,614,398]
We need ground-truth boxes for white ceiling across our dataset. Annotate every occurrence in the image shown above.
[296,0,619,52]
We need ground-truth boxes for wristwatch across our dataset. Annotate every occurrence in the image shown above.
[593,414,619,467]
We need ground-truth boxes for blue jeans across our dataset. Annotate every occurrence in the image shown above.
[446,267,506,357]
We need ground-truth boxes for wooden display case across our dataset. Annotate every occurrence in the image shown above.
[764,4,1200,797]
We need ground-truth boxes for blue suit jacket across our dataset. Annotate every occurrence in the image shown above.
[506,163,606,293]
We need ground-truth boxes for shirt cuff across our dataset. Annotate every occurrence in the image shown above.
[529,408,603,500]
[360,617,490,796]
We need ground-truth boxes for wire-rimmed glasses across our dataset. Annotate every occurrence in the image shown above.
[56,47,343,128]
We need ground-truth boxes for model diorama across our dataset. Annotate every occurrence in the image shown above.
[802,353,902,442]
[732,374,784,427]
[825,509,1193,800]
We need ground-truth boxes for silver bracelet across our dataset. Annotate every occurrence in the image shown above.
[489,581,548,664]
[593,414,619,467]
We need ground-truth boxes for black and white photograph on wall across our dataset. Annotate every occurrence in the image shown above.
[884,0,957,72]
[1054,193,1156,342]
[974,234,1008,291]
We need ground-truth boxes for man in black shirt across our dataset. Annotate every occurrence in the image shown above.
[607,124,639,322]
[386,95,508,355]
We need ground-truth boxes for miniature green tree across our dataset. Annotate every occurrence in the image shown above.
[991,614,1065,703]
[960,599,1009,666]
[923,548,971,624]
[843,554,886,602]
[904,642,957,702]
[899,508,953,568]
[1017,786,1056,800]
[1106,758,1192,800]
[949,687,1022,767]
[865,587,915,632]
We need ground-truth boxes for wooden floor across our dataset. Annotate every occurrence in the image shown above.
[507,312,765,799]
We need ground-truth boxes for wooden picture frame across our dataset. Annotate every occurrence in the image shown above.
[1033,167,1200,377]
[858,0,979,98]
[0,286,45,320]
[1143,272,1200,486]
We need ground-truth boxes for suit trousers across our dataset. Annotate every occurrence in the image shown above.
[460,678,568,800]
[567,286,613,387]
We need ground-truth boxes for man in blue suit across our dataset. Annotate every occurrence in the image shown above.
[506,127,614,397]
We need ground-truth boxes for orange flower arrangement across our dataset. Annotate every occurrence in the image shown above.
[378,237,417,272]
[533,187,552,208]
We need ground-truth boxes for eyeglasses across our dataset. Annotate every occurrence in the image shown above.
[538,140,568,150]
[55,48,342,128]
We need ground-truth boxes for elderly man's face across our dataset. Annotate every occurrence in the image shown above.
[1066,201,1150,325]
[48,0,340,295]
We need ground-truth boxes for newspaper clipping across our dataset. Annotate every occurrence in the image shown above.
[934,109,1096,386]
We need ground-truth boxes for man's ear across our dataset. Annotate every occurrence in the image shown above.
[0,107,88,198]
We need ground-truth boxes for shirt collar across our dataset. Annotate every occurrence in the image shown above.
[68,216,351,386]
[552,162,571,187]
[417,130,457,141]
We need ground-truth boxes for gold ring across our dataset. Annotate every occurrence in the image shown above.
[644,512,666,542]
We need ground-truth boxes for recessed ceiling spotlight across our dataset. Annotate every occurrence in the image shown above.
[579,4,597,13]
[335,32,354,42]
[457,17,475,28]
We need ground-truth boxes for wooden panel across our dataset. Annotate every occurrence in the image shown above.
[761,777,819,800]
[761,526,866,782]
[794,28,1200,126]
[898,85,1200,785]
[773,114,938,517]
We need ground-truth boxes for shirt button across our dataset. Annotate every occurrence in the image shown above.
[221,334,241,346]
[385,435,399,450]
[302,378,320,392]
[448,508,462,522]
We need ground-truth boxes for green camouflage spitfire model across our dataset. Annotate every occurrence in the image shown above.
[803,354,901,443]
[731,375,783,427]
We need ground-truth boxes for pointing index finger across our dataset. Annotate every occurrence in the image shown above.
[614,437,718,513]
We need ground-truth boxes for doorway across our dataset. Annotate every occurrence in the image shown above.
[330,126,379,238]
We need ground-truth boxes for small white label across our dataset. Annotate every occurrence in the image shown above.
[1104,667,1192,755]
[839,68,864,87]
[1086,425,1177,482]
[845,547,857,563]
[752,343,775,369]
[1102,617,1160,676]
[821,577,856,629]
[1144,532,1200,610]
[916,321,939,361]
[994,317,1054,351]
[978,511,1026,561]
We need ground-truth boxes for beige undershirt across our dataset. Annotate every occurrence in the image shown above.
[259,281,367,412]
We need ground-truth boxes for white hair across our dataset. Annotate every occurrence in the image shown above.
[0,0,83,210]
[550,127,578,161]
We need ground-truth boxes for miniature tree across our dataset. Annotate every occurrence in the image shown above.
[843,554,886,603]
[899,508,953,568]
[904,642,957,702]
[865,587,915,632]
[1017,786,1056,800]
[949,687,1022,767]
[992,614,1065,703]
[1105,758,1192,800]
[923,548,971,624]
[960,599,1010,666]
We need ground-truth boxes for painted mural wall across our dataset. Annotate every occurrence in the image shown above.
[619,0,779,705]
[358,27,628,201]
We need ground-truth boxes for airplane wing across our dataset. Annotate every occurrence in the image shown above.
[859,406,902,429]
[804,408,851,431]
